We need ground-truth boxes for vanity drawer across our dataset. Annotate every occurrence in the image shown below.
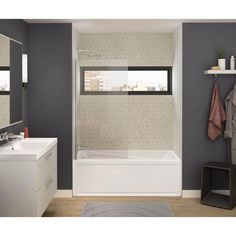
[36,145,57,190]
[36,170,57,217]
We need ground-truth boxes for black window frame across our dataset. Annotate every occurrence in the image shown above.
[80,66,172,95]
[0,66,10,95]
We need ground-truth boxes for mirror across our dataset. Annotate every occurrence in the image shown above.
[0,34,23,128]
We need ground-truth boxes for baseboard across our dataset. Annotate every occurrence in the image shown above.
[55,190,181,198]
[54,190,229,198]
[75,193,181,197]
[182,190,230,198]
[182,190,201,198]
[54,190,72,198]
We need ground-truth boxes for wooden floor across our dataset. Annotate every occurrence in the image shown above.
[43,196,236,217]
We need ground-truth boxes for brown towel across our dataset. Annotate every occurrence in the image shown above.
[208,83,226,140]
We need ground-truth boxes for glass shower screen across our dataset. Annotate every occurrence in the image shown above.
[76,52,129,160]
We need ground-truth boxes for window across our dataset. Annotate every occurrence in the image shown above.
[80,66,172,95]
[0,67,10,95]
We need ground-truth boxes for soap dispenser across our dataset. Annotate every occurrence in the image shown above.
[230,55,235,70]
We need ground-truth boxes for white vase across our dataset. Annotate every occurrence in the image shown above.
[218,58,226,70]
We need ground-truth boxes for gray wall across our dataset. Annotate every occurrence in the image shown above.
[27,24,72,189]
[0,19,28,134]
[183,23,236,189]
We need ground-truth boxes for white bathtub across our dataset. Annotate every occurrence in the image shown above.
[73,150,182,196]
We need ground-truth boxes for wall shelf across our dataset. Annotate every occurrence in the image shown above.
[204,70,236,75]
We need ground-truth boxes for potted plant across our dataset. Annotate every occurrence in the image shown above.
[218,49,226,70]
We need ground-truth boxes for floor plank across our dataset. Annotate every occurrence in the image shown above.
[43,196,236,217]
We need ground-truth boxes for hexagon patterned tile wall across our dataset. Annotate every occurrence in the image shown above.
[0,95,10,128]
[0,35,9,66]
[0,36,10,128]
[78,33,174,150]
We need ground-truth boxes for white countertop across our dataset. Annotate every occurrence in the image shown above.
[0,138,57,161]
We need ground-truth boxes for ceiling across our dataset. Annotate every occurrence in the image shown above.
[24,19,236,33]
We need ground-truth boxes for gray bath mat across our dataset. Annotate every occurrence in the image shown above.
[81,202,173,217]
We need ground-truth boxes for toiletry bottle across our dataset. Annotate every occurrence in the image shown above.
[230,56,235,70]
[24,127,29,138]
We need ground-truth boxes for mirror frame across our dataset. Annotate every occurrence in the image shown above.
[0,33,23,129]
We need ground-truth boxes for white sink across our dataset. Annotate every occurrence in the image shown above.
[2,142,48,151]
[0,138,57,160]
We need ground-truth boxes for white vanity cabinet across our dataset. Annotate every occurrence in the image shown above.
[0,138,57,217]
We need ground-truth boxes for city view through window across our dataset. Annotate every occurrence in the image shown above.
[0,70,10,91]
[84,69,169,92]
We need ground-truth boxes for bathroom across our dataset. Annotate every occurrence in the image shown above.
[2,16,236,222]
[0,17,234,216]
[3,1,236,235]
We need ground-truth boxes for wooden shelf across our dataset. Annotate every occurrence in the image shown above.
[204,70,236,75]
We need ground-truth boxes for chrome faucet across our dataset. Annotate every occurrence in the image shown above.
[0,132,9,142]
[0,132,23,142]
[0,132,14,150]
[0,132,23,150]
